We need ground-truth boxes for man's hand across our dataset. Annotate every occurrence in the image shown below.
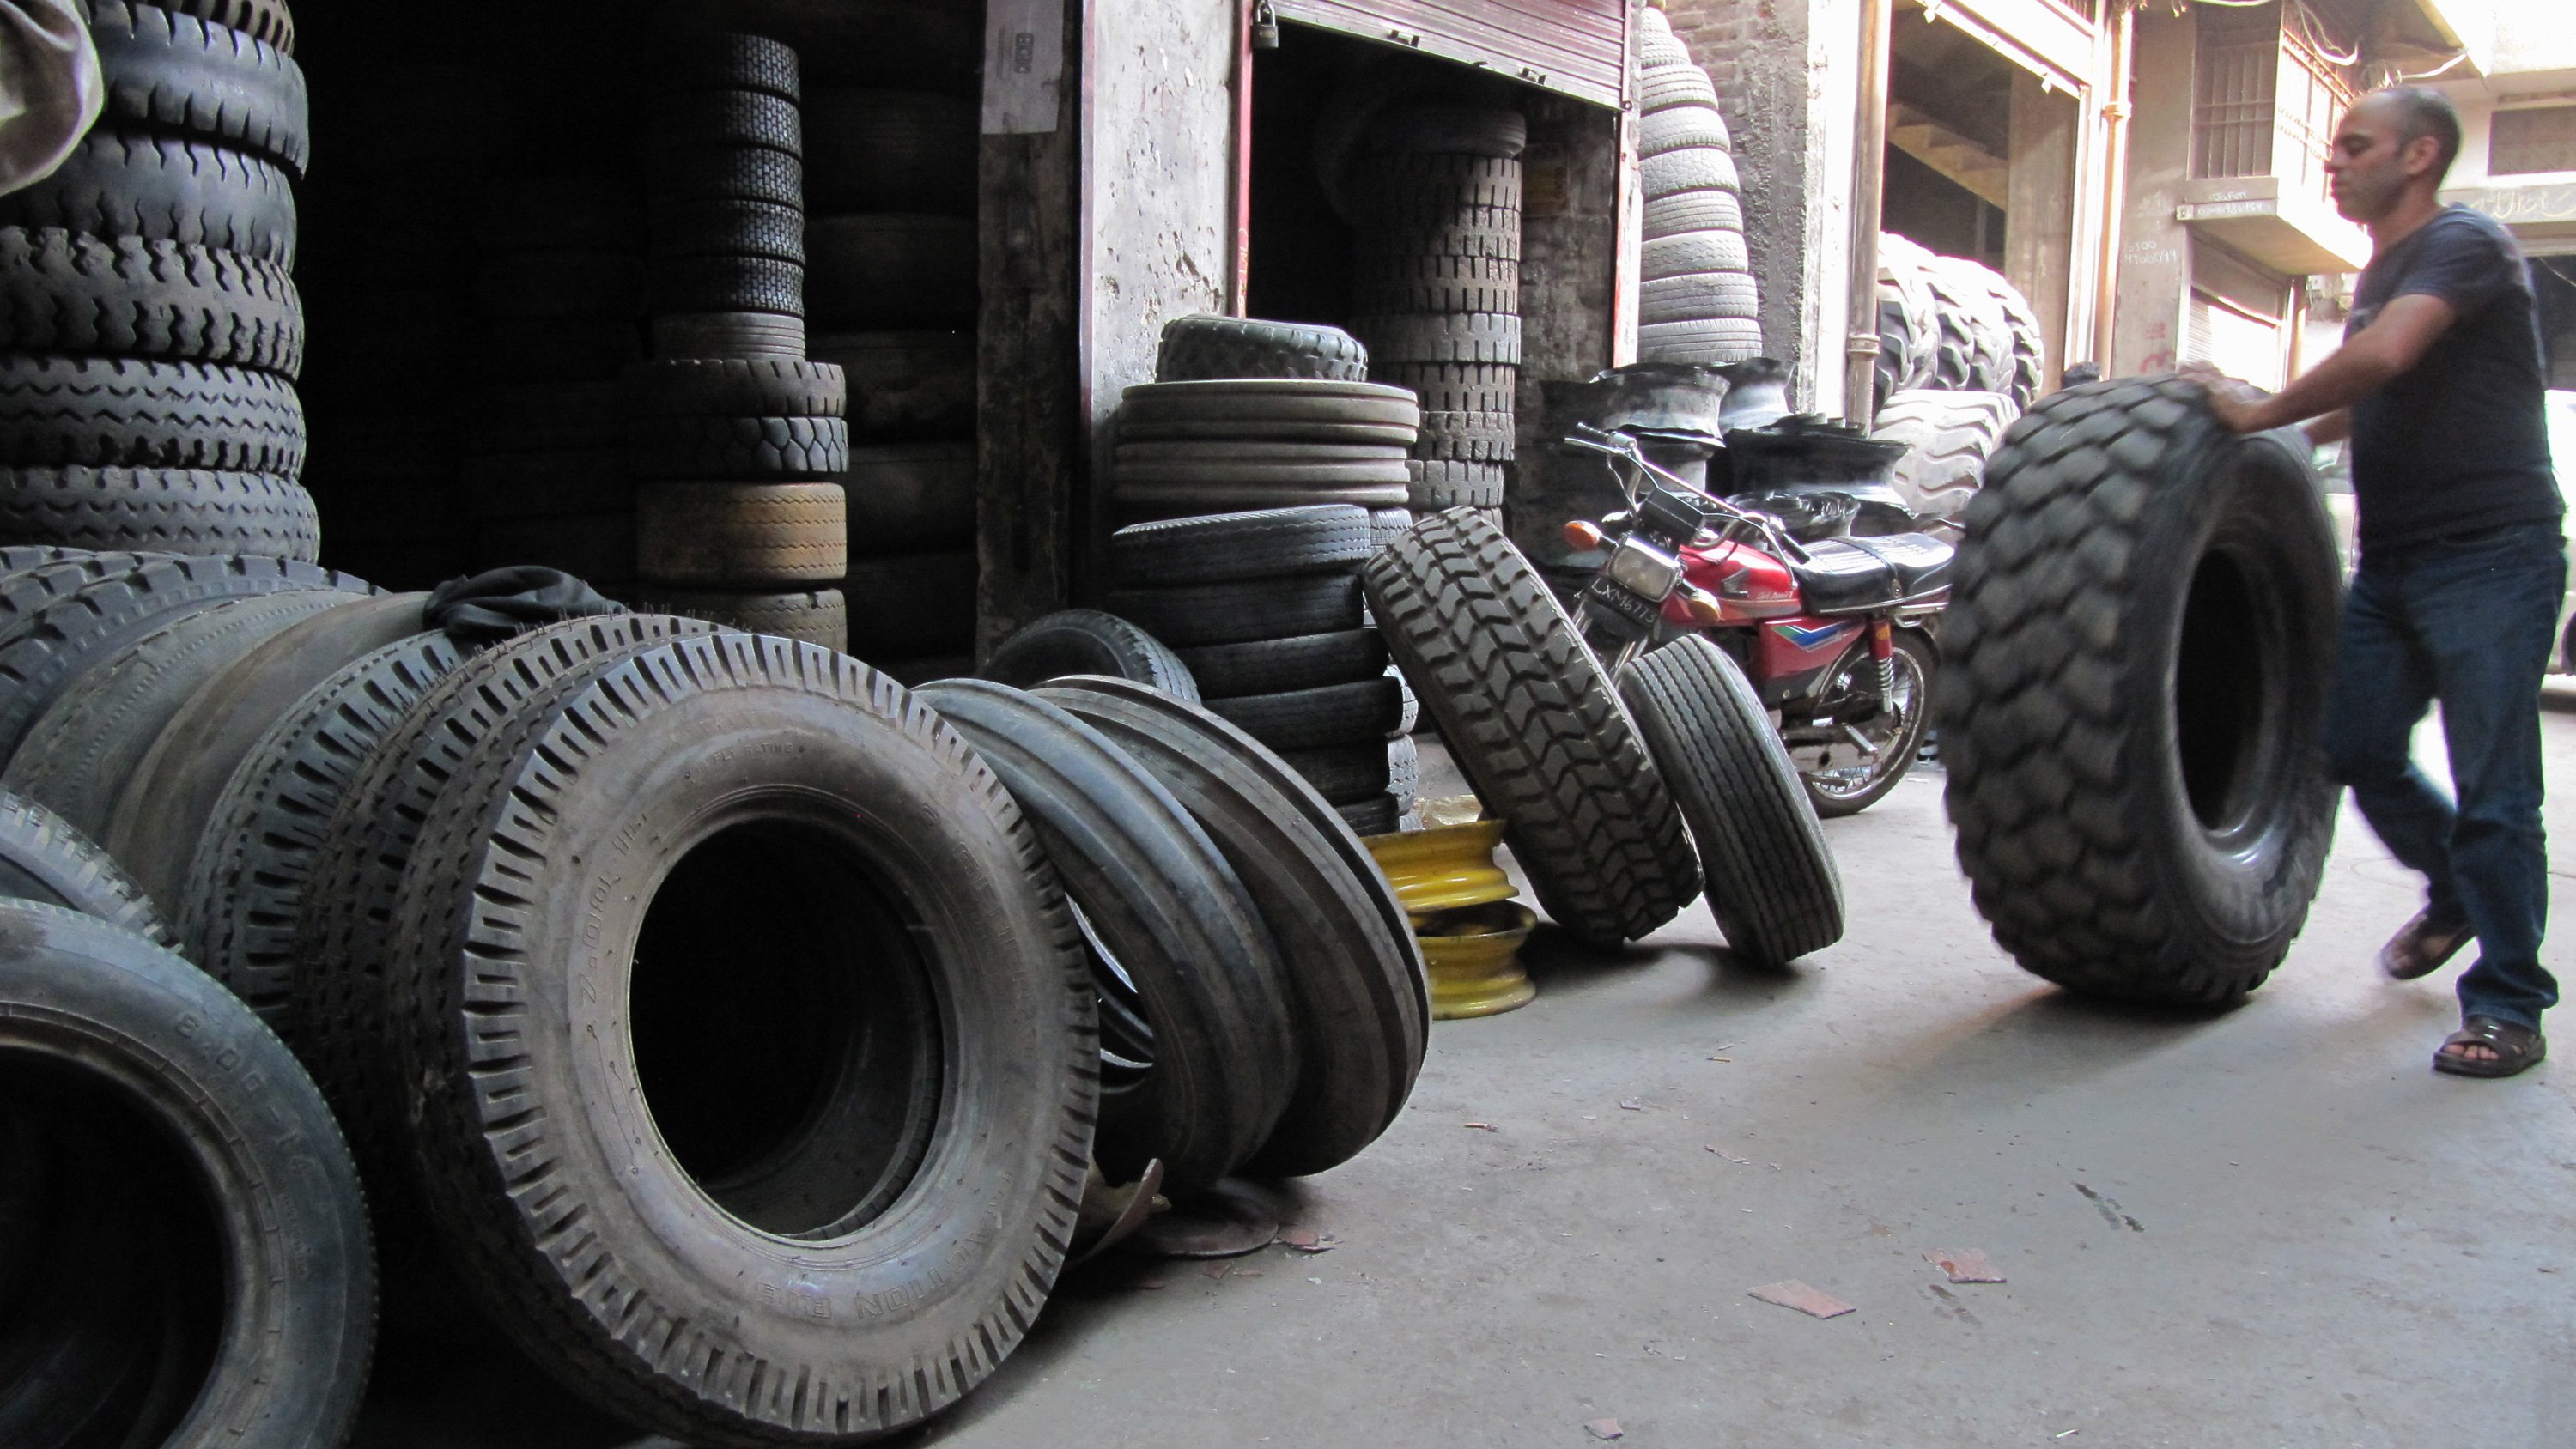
[2179,363,2269,434]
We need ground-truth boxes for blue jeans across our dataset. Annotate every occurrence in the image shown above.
[2321,520,2566,1029]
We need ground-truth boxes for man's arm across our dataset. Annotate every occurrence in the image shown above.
[2200,294,2458,435]
[2306,409,2351,446]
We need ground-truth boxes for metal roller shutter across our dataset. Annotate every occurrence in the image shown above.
[1273,0,1630,109]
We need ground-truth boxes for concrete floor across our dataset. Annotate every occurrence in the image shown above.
[361,700,2576,1449]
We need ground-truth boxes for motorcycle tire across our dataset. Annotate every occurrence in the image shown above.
[1797,629,1935,818]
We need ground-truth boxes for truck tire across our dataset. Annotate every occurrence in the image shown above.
[0,131,297,266]
[1618,635,1844,966]
[621,358,844,419]
[1176,627,1384,696]
[0,356,304,474]
[1938,379,2340,1003]
[981,609,1202,701]
[0,791,171,943]
[1105,573,1364,648]
[0,467,318,558]
[381,639,1091,1446]
[90,1,310,175]
[1109,505,1373,585]
[1935,254,2045,407]
[1869,388,2015,537]
[1155,315,1370,384]
[624,414,849,480]
[0,228,304,374]
[634,481,848,586]
[1041,676,1427,1179]
[914,678,1291,1194]
[1359,509,1698,945]
[0,900,372,1449]
[1349,312,1522,367]
[1204,676,1404,750]
[627,587,846,651]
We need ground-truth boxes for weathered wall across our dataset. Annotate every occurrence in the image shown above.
[1081,0,1240,589]
[1659,0,1856,415]
[2108,5,2191,376]
[1511,89,1630,568]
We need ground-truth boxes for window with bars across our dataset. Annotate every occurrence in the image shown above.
[2493,107,2576,178]
[2190,1,2355,203]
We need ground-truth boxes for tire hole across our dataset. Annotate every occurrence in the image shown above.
[629,817,941,1240]
[2173,549,2268,835]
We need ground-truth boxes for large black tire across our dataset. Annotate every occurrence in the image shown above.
[0,900,373,1449]
[1870,388,2016,538]
[161,0,295,52]
[90,1,311,175]
[912,679,1292,1194]
[1937,254,2045,407]
[0,227,304,374]
[379,637,1091,1446]
[1919,258,2012,394]
[980,609,1202,701]
[0,131,297,266]
[103,593,428,919]
[0,554,368,768]
[647,252,805,319]
[3,588,356,840]
[1360,510,1698,944]
[1176,627,1385,696]
[0,466,318,557]
[1041,676,1426,1178]
[1939,379,2341,1003]
[0,790,171,943]
[1618,635,1844,967]
[1155,314,1370,384]
[647,88,804,157]
[647,196,804,264]
[1203,676,1403,750]
[1109,504,1372,585]
[1348,312,1522,367]
[0,356,304,474]
[656,30,801,102]
[621,358,845,419]
[173,629,465,1025]
[1104,573,1365,648]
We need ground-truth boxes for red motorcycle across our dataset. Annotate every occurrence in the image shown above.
[1560,426,1952,815]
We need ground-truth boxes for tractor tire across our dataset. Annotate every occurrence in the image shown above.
[1869,388,2016,538]
[1618,634,1844,967]
[1359,509,1697,944]
[1938,379,2341,1004]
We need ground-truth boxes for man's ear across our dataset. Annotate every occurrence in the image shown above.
[2402,132,2442,180]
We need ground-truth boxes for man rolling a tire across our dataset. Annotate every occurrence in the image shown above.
[2193,86,2564,1078]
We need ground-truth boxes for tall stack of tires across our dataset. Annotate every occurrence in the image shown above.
[1869,231,2043,536]
[0,1,319,560]
[461,178,647,585]
[629,34,853,651]
[1633,8,1761,367]
[1345,108,1525,525]
[805,84,980,672]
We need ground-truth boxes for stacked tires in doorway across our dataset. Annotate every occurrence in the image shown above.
[1632,8,1760,367]
[0,1,319,559]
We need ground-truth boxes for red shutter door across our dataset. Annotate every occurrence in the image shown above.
[1273,0,1631,109]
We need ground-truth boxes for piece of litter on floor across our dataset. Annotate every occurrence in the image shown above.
[2052,1431,2080,1440]
[1121,1277,1165,1291]
[1201,1264,1231,1280]
[1747,1281,1855,1319]
[1705,1145,1750,1164]
[1276,1228,1337,1253]
[1619,1100,1643,1112]
[1464,1121,1497,1131]
[1582,1114,1597,1121]
[1924,1249,2006,1283]
[1583,1418,1624,1440]
[1237,1270,1262,1278]
[1306,1276,1322,1284]
[1708,1056,1732,1063]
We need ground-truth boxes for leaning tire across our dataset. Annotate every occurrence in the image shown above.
[0,900,373,1449]
[981,609,1202,701]
[1360,509,1698,944]
[914,679,1292,1195]
[381,638,1093,1446]
[1618,635,1844,966]
[0,790,171,944]
[1938,378,2341,1003]
[1041,676,1426,1179]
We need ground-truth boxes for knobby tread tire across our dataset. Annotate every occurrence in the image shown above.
[1109,505,1372,585]
[1937,378,2340,1004]
[1869,389,2016,534]
[1417,409,1516,462]
[1360,509,1697,943]
[90,1,311,175]
[1406,458,1505,510]
[0,467,318,558]
[0,227,304,373]
[0,131,297,266]
[1350,312,1522,367]
[0,790,171,944]
[980,609,1202,701]
[0,356,304,473]
[1155,315,1370,385]
[656,31,800,102]
[1376,362,1516,416]
[1617,635,1844,967]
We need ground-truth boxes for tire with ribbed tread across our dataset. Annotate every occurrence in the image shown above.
[1105,574,1364,648]
[1109,505,1372,585]
[1936,378,2340,1004]
[0,132,297,265]
[0,357,302,473]
[0,467,316,558]
[90,1,309,174]
[0,791,171,943]
[0,228,303,373]
[1359,509,1697,944]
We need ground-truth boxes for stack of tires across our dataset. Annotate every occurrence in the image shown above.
[629,34,853,650]
[1100,507,1413,836]
[1114,318,1410,520]
[461,178,648,585]
[1869,232,2041,537]
[805,88,980,672]
[0,1,319,561]
[1633,8,1761,366]
[1345,108,1526,524]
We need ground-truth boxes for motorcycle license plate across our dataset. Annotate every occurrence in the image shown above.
[1583,574,1662,634]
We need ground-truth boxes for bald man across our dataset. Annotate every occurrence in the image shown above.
[2195,87,2563,1078]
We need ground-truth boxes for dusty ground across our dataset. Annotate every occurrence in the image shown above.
[359,700,2576,1449]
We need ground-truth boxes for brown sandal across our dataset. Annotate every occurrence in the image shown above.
[2433,1016,2547,1079]
[2379,906,2473,980]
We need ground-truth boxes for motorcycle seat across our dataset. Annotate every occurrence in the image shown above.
[1790,533,1954,613]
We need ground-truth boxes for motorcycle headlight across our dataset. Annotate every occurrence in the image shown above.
[1605,537,1682,599]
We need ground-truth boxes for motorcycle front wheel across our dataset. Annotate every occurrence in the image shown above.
[1796,630,1934,818]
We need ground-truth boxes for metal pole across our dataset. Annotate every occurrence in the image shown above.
[1844,0,1894,429]
[2091,3,2134,372]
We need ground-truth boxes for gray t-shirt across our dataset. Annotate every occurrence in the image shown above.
[2346,204,2561,553]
